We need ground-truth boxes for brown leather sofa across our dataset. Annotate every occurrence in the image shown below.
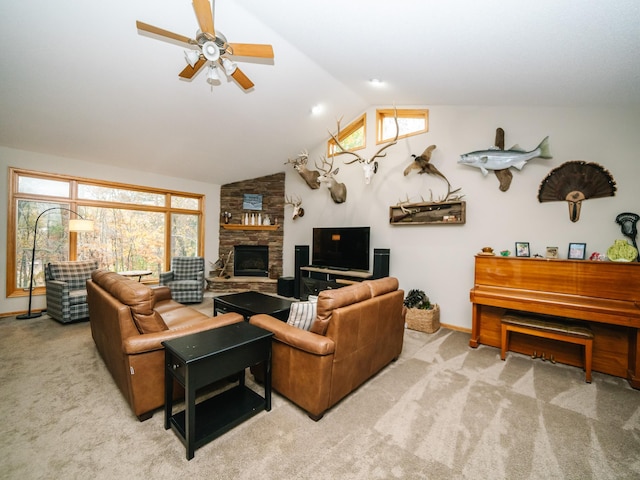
[250,277,405,420]
[86,269,243,421]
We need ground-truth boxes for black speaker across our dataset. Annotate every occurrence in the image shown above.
[294,245,309,299]
[277,276,295,297]
[373,248,390,279]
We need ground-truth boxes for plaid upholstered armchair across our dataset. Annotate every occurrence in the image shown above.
[159,256,205,304]
[45,259,99,323]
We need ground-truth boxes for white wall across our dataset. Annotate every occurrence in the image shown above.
[0,146,221,316]
[3,106,639,327]
[282,106,640,330]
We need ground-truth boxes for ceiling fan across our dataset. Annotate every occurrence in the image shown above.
[136,0,274,90]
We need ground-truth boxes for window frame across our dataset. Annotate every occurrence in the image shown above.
[327,113,366,157]
[376,108,429,144]
[7,167,205,299]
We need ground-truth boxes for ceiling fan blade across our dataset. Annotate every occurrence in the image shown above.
[179,58,207,79]
[136,21,194,45]
[192,0,215,35]
[228,43,274,59]
[231,67,255,90]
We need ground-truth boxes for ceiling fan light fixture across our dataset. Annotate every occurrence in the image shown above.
[221,57,237,75]
[184,49,201,68]
[202,41,220,62]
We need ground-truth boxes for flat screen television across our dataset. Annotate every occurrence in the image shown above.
[312,226,370,271]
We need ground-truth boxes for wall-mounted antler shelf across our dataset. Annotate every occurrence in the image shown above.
[389,200,466,225]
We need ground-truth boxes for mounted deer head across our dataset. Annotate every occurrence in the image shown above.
[315,156,347,204]
[328,107,399,185]
[284,194,305,220]
[284,150,321,189]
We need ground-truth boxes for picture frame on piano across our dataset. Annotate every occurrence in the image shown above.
[515,242,530,257]
[568,242,587,260]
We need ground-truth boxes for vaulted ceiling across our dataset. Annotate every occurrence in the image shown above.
[1,1,638,185]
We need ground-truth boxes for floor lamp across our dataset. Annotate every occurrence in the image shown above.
[17,207,94,320]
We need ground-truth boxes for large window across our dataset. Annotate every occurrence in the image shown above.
[8,168,204,298]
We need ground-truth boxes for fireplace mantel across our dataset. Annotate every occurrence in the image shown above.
[221,224,279,231]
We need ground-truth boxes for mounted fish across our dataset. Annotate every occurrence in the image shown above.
[537,161,617,222]
[492,128,513,192]
[458,136,552,176]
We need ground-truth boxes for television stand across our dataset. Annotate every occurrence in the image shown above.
[299,266,372,300]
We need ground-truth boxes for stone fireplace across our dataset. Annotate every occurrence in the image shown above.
[210,172,285,294]
[234,245,269,277]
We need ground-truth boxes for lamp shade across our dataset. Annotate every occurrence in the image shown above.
[69,219,94,232]
[221,57,237,75]
[184,50,201,68]
[207,64,220,82]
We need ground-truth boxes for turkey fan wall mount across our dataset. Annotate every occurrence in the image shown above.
[136,0,274,90]
[537,161,617,222]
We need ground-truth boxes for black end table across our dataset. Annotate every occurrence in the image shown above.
[163,322,273,460]
[214,291,293,321]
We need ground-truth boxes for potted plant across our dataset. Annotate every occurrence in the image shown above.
[403,289,440,333]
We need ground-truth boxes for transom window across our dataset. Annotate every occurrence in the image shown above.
[8,168,204,298]
[376,108,429,143]
[327,114,366,157]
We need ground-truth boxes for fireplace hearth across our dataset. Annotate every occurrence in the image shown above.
[234,245,269,277]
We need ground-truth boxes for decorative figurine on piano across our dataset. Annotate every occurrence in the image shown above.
[615,212,639,261]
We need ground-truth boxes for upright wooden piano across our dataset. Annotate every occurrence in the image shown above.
[469,255,640,388]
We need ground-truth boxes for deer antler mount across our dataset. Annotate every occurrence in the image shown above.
[284,150,321,189]
[285,194,305,220]
[329,108,399,185]
[315,156,347,204]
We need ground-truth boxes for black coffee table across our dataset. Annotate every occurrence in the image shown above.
[214,291,293,322]
[163,322,273,460]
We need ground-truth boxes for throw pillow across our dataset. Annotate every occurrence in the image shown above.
[286,300,317,331]
[132,310,168,334]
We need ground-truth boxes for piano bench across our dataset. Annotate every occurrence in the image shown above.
[500,312,594,383]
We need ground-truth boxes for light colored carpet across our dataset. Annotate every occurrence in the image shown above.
[1,298,640,479]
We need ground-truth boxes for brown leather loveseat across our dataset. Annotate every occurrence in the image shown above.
[250,277,405,420]
[86,269,243,420]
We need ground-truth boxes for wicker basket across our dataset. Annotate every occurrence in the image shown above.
[405,304,440,333]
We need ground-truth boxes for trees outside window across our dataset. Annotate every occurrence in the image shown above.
[8,168,204,298]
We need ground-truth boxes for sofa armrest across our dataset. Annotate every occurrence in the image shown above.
[250,314,335,356]
[151,285,172,302]
[122,312,243,354]
[46,279,69,296]
[158,271,174,284]
[45,279,70,320]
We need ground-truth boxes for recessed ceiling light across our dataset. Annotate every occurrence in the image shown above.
[369,78,385,87]
[311,104,324,115]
